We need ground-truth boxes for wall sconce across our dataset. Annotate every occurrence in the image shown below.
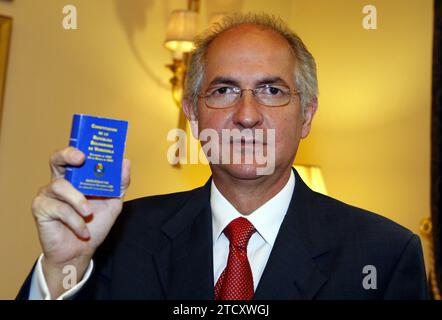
[164,1,200,167]
[164,10,198,61]
[164,1,229,131]
[164,1,200,111]
[294,165,328,195]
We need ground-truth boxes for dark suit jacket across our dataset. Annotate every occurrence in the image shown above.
[17,169,428,299]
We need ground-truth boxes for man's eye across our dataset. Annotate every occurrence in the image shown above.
[261,86,286,95]
[209,87,235,96]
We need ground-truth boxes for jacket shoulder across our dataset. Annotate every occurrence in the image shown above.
[312,192,416,245]
[120,186,205,229]
[308,192,427,299]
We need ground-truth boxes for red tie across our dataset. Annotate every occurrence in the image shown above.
[214,217,256,300]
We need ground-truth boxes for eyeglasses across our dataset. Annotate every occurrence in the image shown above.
[198,84,301,109]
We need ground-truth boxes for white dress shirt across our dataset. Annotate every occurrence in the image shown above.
[28,254,94,300]
[211,170,295,289]
[29,170,295,299]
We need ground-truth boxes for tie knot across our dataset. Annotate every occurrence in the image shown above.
[224,217,256,249]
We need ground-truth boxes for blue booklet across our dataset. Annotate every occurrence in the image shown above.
[65,114,128,197]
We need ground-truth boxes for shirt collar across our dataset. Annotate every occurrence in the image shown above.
[211,170,295,246]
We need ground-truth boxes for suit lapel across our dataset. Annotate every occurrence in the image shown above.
[152,169,332,300]
[254,169,331,299]
[153,179,215,299]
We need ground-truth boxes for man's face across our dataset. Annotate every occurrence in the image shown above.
[185,24,316,180]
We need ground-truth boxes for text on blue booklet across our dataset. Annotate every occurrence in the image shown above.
[65,114,128,197]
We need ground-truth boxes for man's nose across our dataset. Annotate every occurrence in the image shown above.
[232,91,264,128]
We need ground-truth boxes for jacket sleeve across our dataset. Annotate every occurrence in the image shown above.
[16,264,35,300]
[383,234,430,299]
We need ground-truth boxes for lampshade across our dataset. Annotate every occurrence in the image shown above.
[294,165,327,195]
[164,10,198,59]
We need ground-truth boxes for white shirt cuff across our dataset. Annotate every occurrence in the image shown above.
[28,254,94,300]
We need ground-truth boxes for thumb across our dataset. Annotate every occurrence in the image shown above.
[120,158,131,198]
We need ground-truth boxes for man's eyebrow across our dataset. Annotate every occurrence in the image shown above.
[255,77,288,86]
[206,76,289,88]
[207,77,241,87]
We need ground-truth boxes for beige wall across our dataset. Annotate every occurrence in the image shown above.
[0,0,432,299]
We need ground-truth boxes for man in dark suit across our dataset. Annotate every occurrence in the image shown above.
[18,13,428,300]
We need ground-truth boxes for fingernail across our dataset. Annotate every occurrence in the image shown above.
[82,204,90,215]
[81,228,90,239]
[74,151,83,162]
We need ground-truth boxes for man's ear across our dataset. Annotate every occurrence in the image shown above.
[301,96,318,139]
[182,98,199,139]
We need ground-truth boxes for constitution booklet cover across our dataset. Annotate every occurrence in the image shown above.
[65,114,128,197]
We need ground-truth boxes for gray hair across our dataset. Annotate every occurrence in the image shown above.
[183,12,318,117]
